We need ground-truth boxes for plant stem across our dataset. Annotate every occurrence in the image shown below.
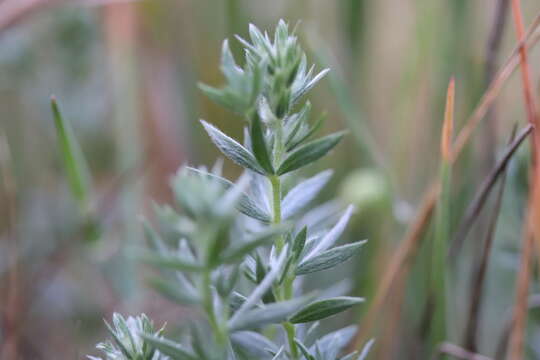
[202,269,227,346]
[270,174,298,358]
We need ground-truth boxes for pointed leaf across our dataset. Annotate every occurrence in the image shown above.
[250,114,274,174]
[292,227,307,261]
[220,226,286,264]
[231,331,277,359]
[147,276,200,305]
[186,167,271,222]
[140,252,205,272]
[201,120,264,174]
[303,205,355,261]
[290,297,364,323]
[140,334,197,360]
[51,97,92,209]
[282,170,332,219]
[296,240,366,275]
[277,132,345,175]
[229,296,312,331]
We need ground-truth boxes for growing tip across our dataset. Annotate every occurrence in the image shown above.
[441,77,455,162]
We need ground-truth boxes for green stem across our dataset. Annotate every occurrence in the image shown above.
[270,174,298,359]
[431,162,451,346]
[203,270,227,346]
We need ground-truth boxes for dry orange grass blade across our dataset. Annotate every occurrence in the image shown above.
[350,11,540,351]
[506,0,540,358]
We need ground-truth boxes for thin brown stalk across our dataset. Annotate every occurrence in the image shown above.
[450,124,533,258]
[451,12,540,161]
[506,229,535,360]
[506,1,540,357]
[0,133,19,360]
[350,11,540,351]
[510,0,539,141]
[432,342,493,360]
[482,0,509,169]
[463,127,513,352]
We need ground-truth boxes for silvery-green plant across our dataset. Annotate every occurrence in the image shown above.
[89,20,373,360]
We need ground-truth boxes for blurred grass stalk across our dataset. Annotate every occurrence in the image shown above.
[507,0,540,358]
[103,1,141,297]
[431,78,454,348]
[0,132,20,360]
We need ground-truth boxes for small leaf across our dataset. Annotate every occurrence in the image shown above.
[303,205,355,261]
[289,297,364,323]
[231,331,277,359]
[201,120,265,174]
[296,240,366,275]
[292,68,330,104]
[140,252,205,272]
[220,226,286,264]
[292,227,307,261]
[277,132,345,175]
[51,97,92,211]
[310,325,358,358]
[250,113,275,174]
[186,167,271,223]
[228,246,289,328]
[148,276,200,305]
[140,334,197,360]
[288,112,326,152]
[229,296,312,331]
[282,170,332,219]
[198,83,241,113]
[294,339,315,360]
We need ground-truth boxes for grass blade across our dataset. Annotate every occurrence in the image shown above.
[51,96,92,212]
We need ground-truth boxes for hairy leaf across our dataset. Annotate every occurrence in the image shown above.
[290,297,364,323]
[201,120,264,174]
[296,240,366,275]
[277,132,345,175]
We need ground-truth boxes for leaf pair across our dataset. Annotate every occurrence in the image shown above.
[203,119,345,176]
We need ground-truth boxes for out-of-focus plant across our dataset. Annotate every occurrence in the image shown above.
[88,20,373,360]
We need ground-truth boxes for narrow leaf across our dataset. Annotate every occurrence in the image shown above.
[147,277,200,305]
[186,167,271,222]
[303,205,355,261]
[140,334,197,360]
[292,68,330,104]
[201,120,264,174]
[277,132,345,175]
[296,240,366,275]
[231,331,277,359]
[140,252,205,272]
[292,227,307,261]
[229,296,312,331]
[228,245,289,328]
[51,96,92,209]
[220,226,286,264]
[282,170,333,219]
[289,296,364,323]
[250,113,275,174]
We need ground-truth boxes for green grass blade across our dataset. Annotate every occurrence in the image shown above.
[51,96,92,212]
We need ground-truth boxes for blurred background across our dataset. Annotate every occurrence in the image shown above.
[1,0,539,358]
